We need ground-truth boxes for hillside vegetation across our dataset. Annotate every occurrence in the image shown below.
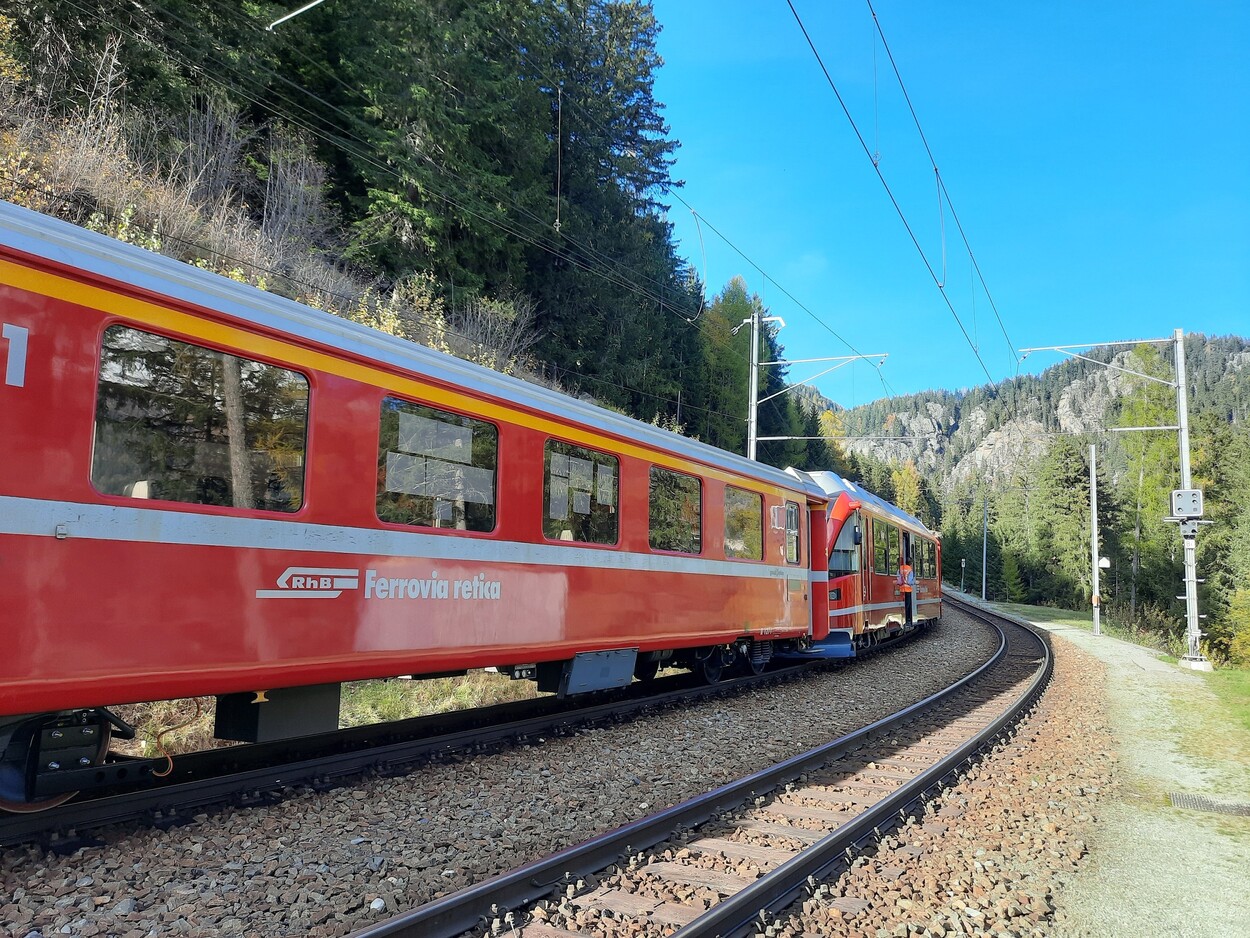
[0,1,839,471]
[836,339,1250,665]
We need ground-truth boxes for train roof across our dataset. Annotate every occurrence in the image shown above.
[0,200,823,498]
[794,469,937,539]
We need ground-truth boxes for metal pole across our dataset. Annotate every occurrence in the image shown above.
[960,558,966,593]
[981,492,988,601]
[1091,443,1101,636]
[747,304,760,461]
[1174,328,1206,665]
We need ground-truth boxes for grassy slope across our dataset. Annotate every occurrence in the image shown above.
[986,597,1250,791]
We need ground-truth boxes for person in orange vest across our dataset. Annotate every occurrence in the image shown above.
[898,555,915,624]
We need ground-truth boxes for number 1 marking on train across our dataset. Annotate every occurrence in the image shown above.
[2,323,28,387]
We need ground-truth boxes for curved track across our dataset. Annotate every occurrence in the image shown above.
[347,599,1050,938]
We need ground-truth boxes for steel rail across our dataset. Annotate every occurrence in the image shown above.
[346,612,1021,938]
[671,599,1051,937]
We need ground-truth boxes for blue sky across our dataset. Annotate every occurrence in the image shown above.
[649,0,1249,407]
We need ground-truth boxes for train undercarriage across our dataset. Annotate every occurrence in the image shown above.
[0,638,794,812]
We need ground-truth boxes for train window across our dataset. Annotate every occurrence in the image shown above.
[919,540,936,578]
[543,440,618,544]
[649,467,702,553]
[785,501,801,564]
[377,398,497,532]
[724,486,763,560]
[92,325,308,511]
[829,512,860,574]
[872,519,889,574]
[887,524,901,575]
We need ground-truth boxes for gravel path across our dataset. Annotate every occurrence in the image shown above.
[1,618,998,938]
[1033,620,1250,937]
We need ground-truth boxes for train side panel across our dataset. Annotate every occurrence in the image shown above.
[0,205,814,717]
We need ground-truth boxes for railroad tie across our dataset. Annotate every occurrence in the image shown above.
[686,836,795,867]
[737,819,824,844]
[643,860,756,895]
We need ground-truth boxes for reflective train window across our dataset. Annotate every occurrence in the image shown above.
[919,540,937,578]
[543,440,618,545]
[887,524,901,575]
[829,511,860,574]
[724,486,763,560]
[872,519,890,574]
[785,501,801,564]
[649,466,702,554]
[92,325,308,511]
[377,397,497,532]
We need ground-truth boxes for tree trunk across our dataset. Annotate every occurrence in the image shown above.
[221,355,254,510]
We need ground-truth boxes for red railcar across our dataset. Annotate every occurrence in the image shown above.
[798,471,942,654]
[0,201,839,809]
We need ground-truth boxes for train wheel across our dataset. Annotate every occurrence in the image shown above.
[633,656,660,682]
[0,717,114,814]
[693,645,731,684]
[0,788,75,814]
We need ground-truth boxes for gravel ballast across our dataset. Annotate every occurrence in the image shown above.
[1,619,997,937]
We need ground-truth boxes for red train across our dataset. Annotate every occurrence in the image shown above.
[0,201,940,810]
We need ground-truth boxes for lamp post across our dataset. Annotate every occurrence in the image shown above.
[981,492,988,601]
[1091,443,1101,636]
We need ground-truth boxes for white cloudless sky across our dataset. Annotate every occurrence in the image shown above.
[649,0,1249,407]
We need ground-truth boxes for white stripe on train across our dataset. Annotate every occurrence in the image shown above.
[1,494,809,581]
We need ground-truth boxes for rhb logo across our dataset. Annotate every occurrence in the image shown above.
[256,567,360,599]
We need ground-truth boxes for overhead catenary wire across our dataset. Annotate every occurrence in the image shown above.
[865,0,1017,366]
[214,0,891,421]
[102,0,699,319]
[29,6,759,428]
[62,0,732,366]
[57,0,895,432]
[785,0,996,386]
[468,15,893,397]
[273,1,894,410]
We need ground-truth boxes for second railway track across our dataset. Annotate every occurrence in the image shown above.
[349,597,1050,938]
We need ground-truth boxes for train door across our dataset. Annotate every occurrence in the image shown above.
[807,497,830,640]
[825,508,862,641]
[783,499,807,627]
[901,531,914,625]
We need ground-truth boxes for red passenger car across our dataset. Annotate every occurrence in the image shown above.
[0,201,833,809]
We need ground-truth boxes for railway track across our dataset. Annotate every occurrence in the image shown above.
[347,598,1049,938]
